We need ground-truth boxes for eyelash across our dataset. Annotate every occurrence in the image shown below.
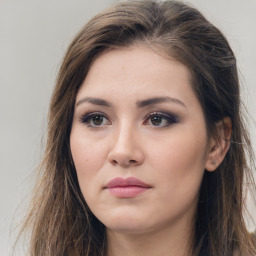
[79,111,178,128]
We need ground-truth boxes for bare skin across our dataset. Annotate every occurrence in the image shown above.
[106,213,193,256]
[70,45,231,256]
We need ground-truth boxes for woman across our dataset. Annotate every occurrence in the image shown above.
[19,0,256,255]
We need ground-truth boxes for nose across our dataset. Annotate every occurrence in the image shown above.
[107,125,145,168]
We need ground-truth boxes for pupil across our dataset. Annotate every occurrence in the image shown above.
[93,116,103,125]
[151,116,162,126]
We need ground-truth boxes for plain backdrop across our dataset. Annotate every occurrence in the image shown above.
[0,0,255,255]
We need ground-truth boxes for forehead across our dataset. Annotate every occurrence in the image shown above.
[77,46,195,100]
[90,46,190,77]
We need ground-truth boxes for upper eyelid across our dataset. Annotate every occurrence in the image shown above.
[145,111,175,118]
[80,111,108,117]
[145,111,178,120]
[79,112,109,122]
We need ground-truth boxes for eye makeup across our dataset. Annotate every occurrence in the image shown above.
[79,110,179,129]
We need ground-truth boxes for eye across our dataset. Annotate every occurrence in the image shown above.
[80,112,111,127]
[143,112,178,128]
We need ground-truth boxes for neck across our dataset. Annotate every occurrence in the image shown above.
[106,219,194,256]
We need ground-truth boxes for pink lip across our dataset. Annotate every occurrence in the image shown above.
[104,177,152,198]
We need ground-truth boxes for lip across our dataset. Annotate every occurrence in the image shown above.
[104,177,152,198]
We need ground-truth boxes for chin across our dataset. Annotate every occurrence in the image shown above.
[105,221,152,235]
[97,208,152,234]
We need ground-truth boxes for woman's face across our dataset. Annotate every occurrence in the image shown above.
[70,46,210,235]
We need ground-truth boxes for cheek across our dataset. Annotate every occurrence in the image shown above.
[157,139,206,172]
[148,127,207,197]
[70,132,108,194]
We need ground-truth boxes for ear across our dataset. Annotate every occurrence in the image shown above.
[205,117,232,172]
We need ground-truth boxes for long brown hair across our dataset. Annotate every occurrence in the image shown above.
[17,1,256,255]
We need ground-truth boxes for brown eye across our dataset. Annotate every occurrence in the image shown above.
[91,115,104,126]
[150,116,163,126]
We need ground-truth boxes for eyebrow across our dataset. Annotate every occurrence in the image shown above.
[76,96,187,108]
[136,96,187,108]
[76,97,113,107]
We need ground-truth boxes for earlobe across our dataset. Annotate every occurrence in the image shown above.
[205,117,232,172]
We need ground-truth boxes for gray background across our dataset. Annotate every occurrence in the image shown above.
[1,0,255,255]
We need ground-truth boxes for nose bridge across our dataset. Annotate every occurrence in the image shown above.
[115,120,135,150]
[108,119,144,167]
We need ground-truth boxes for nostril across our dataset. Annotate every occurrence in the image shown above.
[110,159,137,167]
[112,160,118,166]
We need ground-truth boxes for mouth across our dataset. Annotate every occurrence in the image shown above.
[104,177,152,198]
